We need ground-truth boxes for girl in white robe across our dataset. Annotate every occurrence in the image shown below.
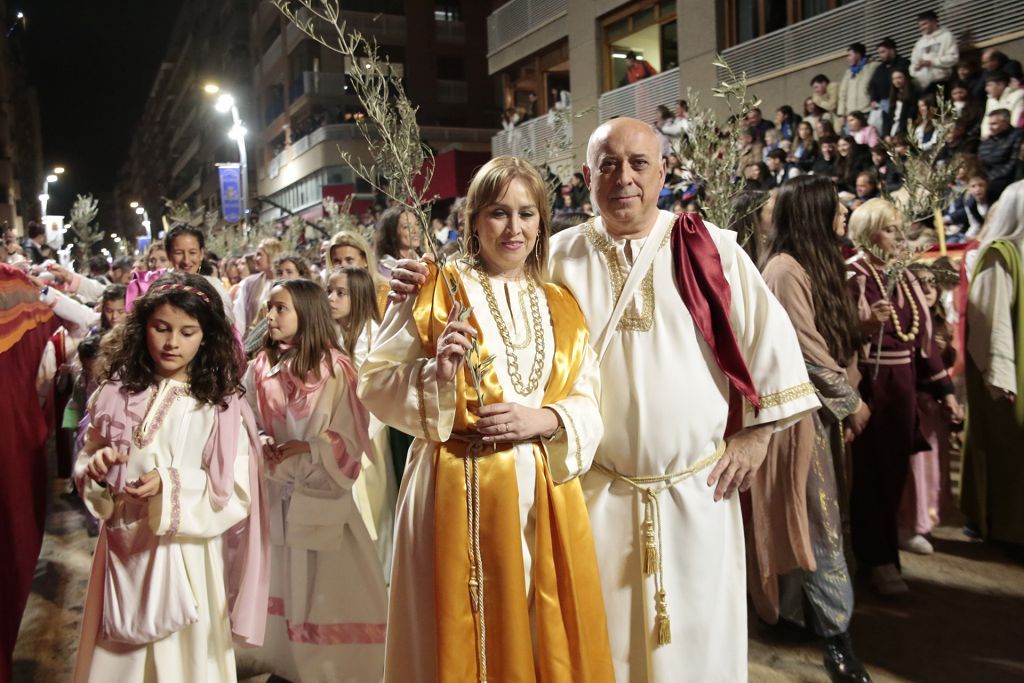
[246,278,387,683]
[327,266,397,579]
[73,272,269,683]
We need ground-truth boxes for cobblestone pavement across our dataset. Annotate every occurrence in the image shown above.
[13,481,1024,682]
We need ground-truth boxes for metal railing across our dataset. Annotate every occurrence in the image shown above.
[491,109,572,168]
[487,0,567,55]
[300,71,348,98]
[267,123,498,180]
[598,68,680,125]
[721,0,1024,82]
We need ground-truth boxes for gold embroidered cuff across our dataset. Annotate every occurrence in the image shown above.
[758,381,816,408]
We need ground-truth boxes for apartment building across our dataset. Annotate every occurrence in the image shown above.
[487,0,1024,179]
[0,0,42,235]
[252,1,497,223]
[113,0,252,238]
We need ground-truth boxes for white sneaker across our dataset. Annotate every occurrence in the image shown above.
[899,533,934,555]
[870,564,909,596]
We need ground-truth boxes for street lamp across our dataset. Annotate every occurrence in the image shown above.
[39,165,65,217]
[130,202,151,239]
[204,84,249,222]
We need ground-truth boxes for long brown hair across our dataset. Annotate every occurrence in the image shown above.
[262,279,341,380]
[328,267,382,360]
[767,175,860,362]
[464,156,552,281]
[100,272,243,406]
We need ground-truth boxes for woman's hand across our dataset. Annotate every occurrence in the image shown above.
[85,446,128,482]
[845,401,872,442]
[260,434,278,464]
[436,302,477,385]
[474,403,560,443]
[125,470,162,499]
[942,394,964,424]
[275,440,311,462]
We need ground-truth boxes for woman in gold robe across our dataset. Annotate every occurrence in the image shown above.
[358,156,613,683]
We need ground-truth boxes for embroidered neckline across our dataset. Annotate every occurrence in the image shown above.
[133,384,189,449]
[583,219,671,332]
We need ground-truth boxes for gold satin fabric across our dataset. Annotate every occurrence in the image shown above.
[413,262,613,683]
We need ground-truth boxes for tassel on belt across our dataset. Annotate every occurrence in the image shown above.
[591,442,727,647]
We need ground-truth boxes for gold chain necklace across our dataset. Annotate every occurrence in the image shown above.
[477,270,546,396]
[865,261,920,343]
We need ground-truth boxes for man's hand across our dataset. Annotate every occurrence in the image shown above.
[707,424,773,502]
[387,258,430,305]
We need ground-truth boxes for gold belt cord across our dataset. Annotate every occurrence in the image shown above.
[591,442,727,647]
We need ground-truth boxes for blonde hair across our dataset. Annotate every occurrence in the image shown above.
[464,156,551,281]
[328,267,382,361]
[848,197,901,249]
[258,238,284,265]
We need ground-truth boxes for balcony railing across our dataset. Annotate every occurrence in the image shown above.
[267,124,497,180]
[491,109,572,169]
[598,68,680,126]
[299,71,347,98]
[721,0,1024,82]
[487,0,567,55]
[435,18,465,43]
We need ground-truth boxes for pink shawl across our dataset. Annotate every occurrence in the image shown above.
[85,381,270,647]
[251,347,373,459]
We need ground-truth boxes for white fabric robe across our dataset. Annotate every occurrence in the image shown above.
[967,257,1017,394]
[77,379,252,683]
[348,320,399,581]
[242,357,387,683]
[549,210,818,682]
[358,263,604,682]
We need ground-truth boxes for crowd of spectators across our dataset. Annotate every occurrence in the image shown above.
[649,10,1023,243]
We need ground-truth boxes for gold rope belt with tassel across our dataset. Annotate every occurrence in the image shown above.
[449,432,535,682]
[590,442,727,647]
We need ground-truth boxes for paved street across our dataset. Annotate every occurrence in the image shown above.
[13,477,1024,682]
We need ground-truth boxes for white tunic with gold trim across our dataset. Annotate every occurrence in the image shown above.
[549,210,818,682]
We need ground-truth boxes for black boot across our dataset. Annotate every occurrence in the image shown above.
[823,631,872,683]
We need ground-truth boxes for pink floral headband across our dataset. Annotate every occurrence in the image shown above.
[152,283,211,304]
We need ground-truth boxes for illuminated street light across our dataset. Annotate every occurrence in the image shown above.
[54,166,65,174]
[204,83,249,222]
[46,174,57,183]
[135,207,145,215]
[39,165,64,216]
[129,201,139,209]
[215,93,235,113]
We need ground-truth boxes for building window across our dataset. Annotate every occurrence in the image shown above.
[435,2,461,22]
[723,0,847,47]
[601,0,677,92]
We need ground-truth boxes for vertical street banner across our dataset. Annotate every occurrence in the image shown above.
[217,163,243,223]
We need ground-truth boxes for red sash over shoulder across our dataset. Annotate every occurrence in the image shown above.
[670,212,761,412]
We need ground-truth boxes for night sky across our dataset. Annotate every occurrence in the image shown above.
[18,0,183,218]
